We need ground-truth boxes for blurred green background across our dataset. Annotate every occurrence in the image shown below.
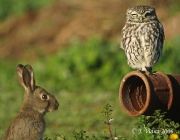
[0,0,180,139]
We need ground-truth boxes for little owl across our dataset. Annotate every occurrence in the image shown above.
[121,5,164,74]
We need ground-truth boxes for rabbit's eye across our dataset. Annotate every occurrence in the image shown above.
[42,94,48,100]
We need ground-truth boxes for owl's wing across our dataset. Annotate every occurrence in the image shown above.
[152,22,164,64]
[120,28,126,50]
[120,41,125,50]
[158,22,165,50]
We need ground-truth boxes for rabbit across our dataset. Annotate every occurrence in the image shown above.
[2,64,59,140]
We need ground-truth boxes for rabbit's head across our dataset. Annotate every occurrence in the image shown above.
[16,64,59,114]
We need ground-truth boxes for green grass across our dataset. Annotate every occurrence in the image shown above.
[0,0,54,20]
[131,110,180,140]
[1,1,180,21]
[0,37,180,139]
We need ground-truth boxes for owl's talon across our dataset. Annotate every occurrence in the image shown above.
[145,71,151,75]
[145,67,152,75]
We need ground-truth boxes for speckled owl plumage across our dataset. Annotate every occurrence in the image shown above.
[121,5,164,74]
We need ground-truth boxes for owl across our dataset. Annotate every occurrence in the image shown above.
[121,5,164,74]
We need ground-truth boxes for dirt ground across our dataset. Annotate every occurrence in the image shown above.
[0,0,179,60]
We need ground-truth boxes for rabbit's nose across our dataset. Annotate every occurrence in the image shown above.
[48,100,59,112]
[55,100,59,110]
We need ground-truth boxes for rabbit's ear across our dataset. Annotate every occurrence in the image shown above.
[22,65,36,91]
[16,64,25,88]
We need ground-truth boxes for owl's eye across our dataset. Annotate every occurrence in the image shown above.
[131,14,138,18]
[145,12,153,17]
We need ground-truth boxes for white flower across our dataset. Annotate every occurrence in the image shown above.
[109,118,114,123]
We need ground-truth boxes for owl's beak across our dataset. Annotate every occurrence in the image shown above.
[139,16,144,22]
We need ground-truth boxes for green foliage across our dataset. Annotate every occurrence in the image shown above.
[43,105,180,140]
[1,1,180,21]
[132,110,180,140]
[72,130,91,140]
[101,103,115,139]
[0,37,134,138]
[32,36,180,93]
[34,37,131,93]
[0,0,54,20]
[169,1,180,15]
[44,103,126,140]
[154,36,180,73]
[1,37,180,139]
